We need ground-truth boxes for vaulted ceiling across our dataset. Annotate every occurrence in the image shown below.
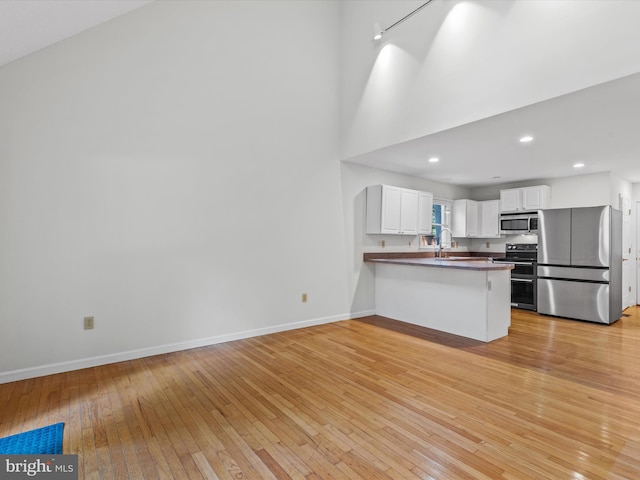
[2,0,639,187]
[0,0,151,68]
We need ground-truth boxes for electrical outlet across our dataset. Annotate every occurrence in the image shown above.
[486,242,490,248]
[380,240,385,247]
[302,293,308,303]
[84,316,94,330]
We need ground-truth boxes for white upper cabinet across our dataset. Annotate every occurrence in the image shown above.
[522,186,550,210]
[500,185,550,212]
[379,185,402,234]
[366,185,425,235]
[452,199,479,238]
[500,189,521,212]
[399,188,419,235]
[417,191,434,235]
[479,200,500,238]
[453,199,500,238]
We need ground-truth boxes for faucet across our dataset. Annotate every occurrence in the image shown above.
[438,227,453,258]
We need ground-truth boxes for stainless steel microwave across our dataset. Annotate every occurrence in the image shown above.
[500,212,538,234]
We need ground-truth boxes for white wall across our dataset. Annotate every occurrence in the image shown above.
[341,0,640,159]
[0,1,350,380]
[340,162,470,314]
[633,183,640,304]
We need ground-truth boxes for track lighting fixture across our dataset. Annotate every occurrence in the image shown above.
[372,0,435,41]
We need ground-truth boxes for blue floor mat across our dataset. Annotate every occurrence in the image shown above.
[0,422,64,454]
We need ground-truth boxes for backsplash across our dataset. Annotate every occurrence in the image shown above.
[470,234,538,253]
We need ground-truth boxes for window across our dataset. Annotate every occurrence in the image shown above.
[432,199,452,247]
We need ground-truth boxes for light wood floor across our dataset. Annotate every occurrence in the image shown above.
[2,307,640,479]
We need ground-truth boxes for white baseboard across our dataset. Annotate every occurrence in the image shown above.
[351,309,376,318]
[0,310,375,384]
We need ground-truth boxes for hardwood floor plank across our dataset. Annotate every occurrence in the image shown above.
[192,451,222,480]
[2,307,640,478]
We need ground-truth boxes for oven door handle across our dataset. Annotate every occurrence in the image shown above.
[508,261,535,265]
[511,278,534,283]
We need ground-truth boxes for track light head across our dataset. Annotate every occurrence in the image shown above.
[373,22,383,41]
[371,1,434,40]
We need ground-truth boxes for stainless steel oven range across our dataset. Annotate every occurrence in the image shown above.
[493,243,537,311]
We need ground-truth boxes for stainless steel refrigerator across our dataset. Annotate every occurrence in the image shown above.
[537,206,622,324]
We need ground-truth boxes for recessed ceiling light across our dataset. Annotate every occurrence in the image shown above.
[519,136,534,143]
[428,157,439,163]
[574,162,585,168]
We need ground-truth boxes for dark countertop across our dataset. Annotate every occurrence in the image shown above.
[365,257,514,271]
[363,251,504,260]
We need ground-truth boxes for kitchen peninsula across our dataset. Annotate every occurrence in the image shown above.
[365,254,514,342]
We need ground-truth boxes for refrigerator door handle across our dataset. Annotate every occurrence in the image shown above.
[537,276,609,285]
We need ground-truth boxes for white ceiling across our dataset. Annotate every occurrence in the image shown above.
[0,0,152,68]
[346,71,640,188]
[2,0,639,189]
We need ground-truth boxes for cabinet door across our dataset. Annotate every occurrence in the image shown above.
[380,186,402,234]
[417,191,433,234]
[399,189,419,235]
[500,189,521,212]
[466,200,479,237]
[480,200,500,237]
[452,199,478,238]
[522,186,550,210]
[452,200,467,237]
